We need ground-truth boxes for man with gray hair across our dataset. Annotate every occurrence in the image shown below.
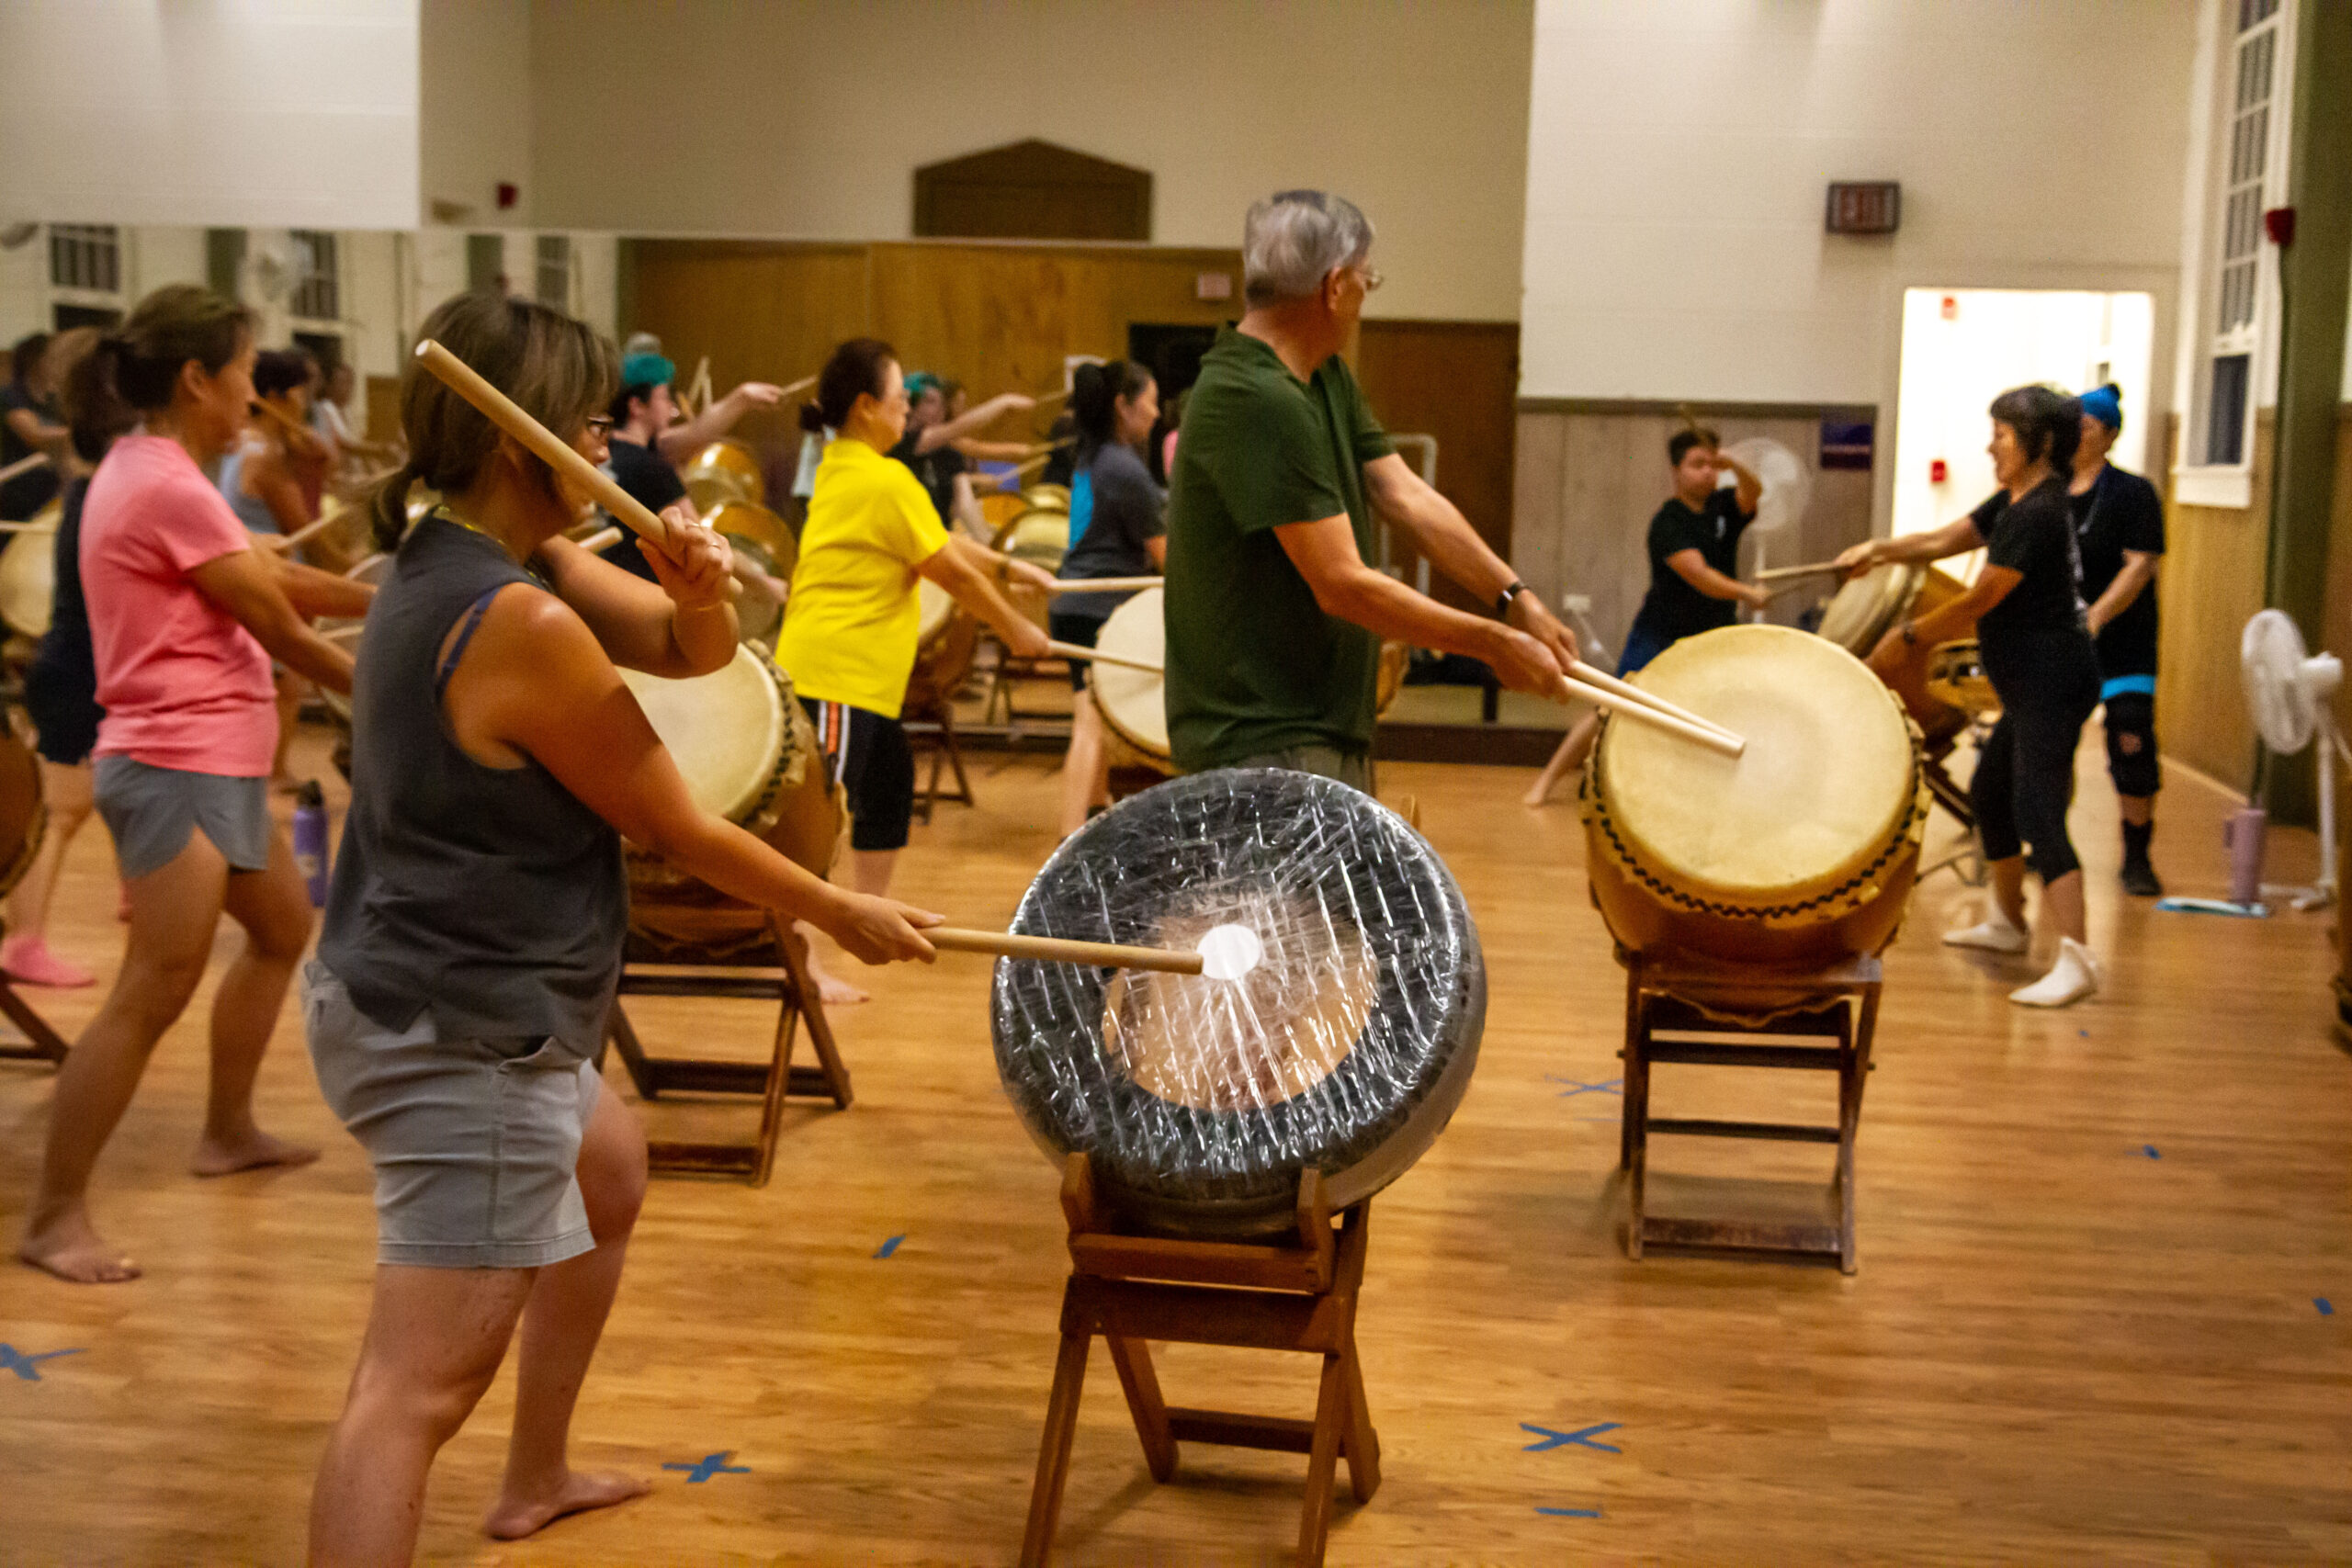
[1163,191,1577,788]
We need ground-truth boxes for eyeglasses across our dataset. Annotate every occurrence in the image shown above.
[1357,266,1384,293]
[583,415,614,438]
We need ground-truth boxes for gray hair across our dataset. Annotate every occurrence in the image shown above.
[1241,191,1374,307]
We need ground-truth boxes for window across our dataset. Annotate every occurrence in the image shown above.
[48,224,119,294]
[467,233,504,293]
[536,234,571,308]
[2206,353,2250,465]
[289,231,340,321]
[2199,0,2285,466]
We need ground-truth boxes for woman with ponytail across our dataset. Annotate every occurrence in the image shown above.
[17,285,365,1285]
[1051,358,1163,837]
[300,294,938,1556]
[775,338,1055,1002]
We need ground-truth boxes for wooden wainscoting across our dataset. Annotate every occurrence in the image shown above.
[622,238,1242,482]
[2156,411,2275,795]
[1512,400,1875,661]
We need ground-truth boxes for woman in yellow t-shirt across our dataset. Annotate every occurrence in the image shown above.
[776,338,1053,1003]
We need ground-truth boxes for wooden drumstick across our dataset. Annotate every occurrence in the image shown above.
[0,516,56,533]
[264,506,349,552]
[775,374,817,400]
[1557,672,1745,757]
[343,551,386,580]
[925,927,1204,976]
[572,525,624,554]
[1044,577,1159,594]
[0,452,49,486]
[1046,639,1159,675]
[413,339,737,600]
[1565,660,1740,743]
[1754,559,1849,582]
[1032,388,1071,408]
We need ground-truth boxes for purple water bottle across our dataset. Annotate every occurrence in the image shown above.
[293,780,329,907]
[2222,807,2267,908]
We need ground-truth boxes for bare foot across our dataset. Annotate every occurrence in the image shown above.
[812,969,870,1007]
[19,1213,141,1283]
[483,1469,650,1540]
[190,1129,322,1178]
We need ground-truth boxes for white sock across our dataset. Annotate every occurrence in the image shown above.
[1944,903,2030,953]
[2011,937,2100,1008]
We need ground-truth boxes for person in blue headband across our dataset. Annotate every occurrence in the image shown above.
[2067,381,2167,896]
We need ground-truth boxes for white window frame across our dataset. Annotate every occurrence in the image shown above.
[2174,0,2295,509]
[535,233,574,310]
[286,230,350,370]
[46,222,126,324]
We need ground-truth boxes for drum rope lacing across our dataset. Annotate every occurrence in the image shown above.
[1579,719,1933,928]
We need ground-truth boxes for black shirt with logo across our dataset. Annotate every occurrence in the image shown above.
[1631,488,1754,646]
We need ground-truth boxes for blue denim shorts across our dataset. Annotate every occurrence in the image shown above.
[303,962,602,1270]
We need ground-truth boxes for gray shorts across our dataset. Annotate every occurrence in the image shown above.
[94,755,273,880]
[303,962,603,1270]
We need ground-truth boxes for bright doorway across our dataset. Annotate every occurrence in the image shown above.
[1891,288,2155,545]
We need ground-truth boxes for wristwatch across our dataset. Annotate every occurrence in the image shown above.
[1496,580,1532,617]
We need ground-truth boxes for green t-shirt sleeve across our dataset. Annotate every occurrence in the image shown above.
[1338,361,1394,466]
[1214,385,1349,536]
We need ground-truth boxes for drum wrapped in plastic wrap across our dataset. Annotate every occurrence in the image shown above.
[991,769,1485,1235]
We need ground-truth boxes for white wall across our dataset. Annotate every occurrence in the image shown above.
[1519,0,2199,525]
[526,0,1533,323]
[0,1,420,231]
[419,0,532,228]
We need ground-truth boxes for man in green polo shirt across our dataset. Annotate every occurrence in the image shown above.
[1164,190,1577,789]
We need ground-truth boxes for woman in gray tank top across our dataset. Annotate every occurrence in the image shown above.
[304,292,943,1558]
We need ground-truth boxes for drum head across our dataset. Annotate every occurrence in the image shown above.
[1816,562,1921,654]
[1594,625,1917,908]
[994,508,1069,570]
[1089,587,1168,763]
[993,770,1486,1236]
[619,645,786,824]
[683,438,763,511]
[0,502,58,638]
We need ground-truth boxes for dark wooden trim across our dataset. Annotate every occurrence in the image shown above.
[1374,723,1566,768]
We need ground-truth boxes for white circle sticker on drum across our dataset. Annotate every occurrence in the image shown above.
[1197,922,1263,982]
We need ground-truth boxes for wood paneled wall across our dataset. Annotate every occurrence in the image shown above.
[2156,412,2275,795]
[622,239,1240,475]
[2324,408,2352,761]
[1511,402,1875,663]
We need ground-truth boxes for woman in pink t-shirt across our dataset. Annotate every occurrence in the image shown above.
[19,285,364,1285]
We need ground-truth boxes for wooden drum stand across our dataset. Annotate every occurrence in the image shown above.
[602,905,851,1187]
[1616,947,1882,1273]
[1021,1154,1380,1568]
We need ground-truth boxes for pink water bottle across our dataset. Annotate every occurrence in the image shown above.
[2222,807,2267,908]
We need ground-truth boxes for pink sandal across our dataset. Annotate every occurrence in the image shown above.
[0,933,96,988]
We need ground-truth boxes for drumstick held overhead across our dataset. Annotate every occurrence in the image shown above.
[1556,672,1745,757]
[926,927,1206,976]
[1566,660,1741,743]
[0,452,49,486]
[573,525,623,555]
[414,339,739,600]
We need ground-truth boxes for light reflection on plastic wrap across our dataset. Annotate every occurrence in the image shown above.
[991,769,1486,1235]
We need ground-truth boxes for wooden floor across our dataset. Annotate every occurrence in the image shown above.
[1,718,2346,1564]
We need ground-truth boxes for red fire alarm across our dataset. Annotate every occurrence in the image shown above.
[1930,458,1950,484]
[497,182,519,210]
[2264,206,2295,246]
[1940,295,1958,321]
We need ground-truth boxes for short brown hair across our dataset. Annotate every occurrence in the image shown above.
[373,290,617,549]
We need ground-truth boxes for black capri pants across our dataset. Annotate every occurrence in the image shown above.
[1975,631,2101,883]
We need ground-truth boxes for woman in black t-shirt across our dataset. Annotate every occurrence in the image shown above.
[1836,385,2103,1008]
[1050,360,1164,837]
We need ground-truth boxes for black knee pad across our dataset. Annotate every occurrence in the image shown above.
[2103,691,2160,798]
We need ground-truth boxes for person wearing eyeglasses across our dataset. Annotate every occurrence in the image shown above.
[1162,190,1577,790]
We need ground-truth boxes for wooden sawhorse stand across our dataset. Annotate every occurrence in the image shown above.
[901,695,976,824]
[1021,1154,1380,1568]
[604,908,850,1186]
[1618,948,1881,1273]
[0,970,67,1066]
